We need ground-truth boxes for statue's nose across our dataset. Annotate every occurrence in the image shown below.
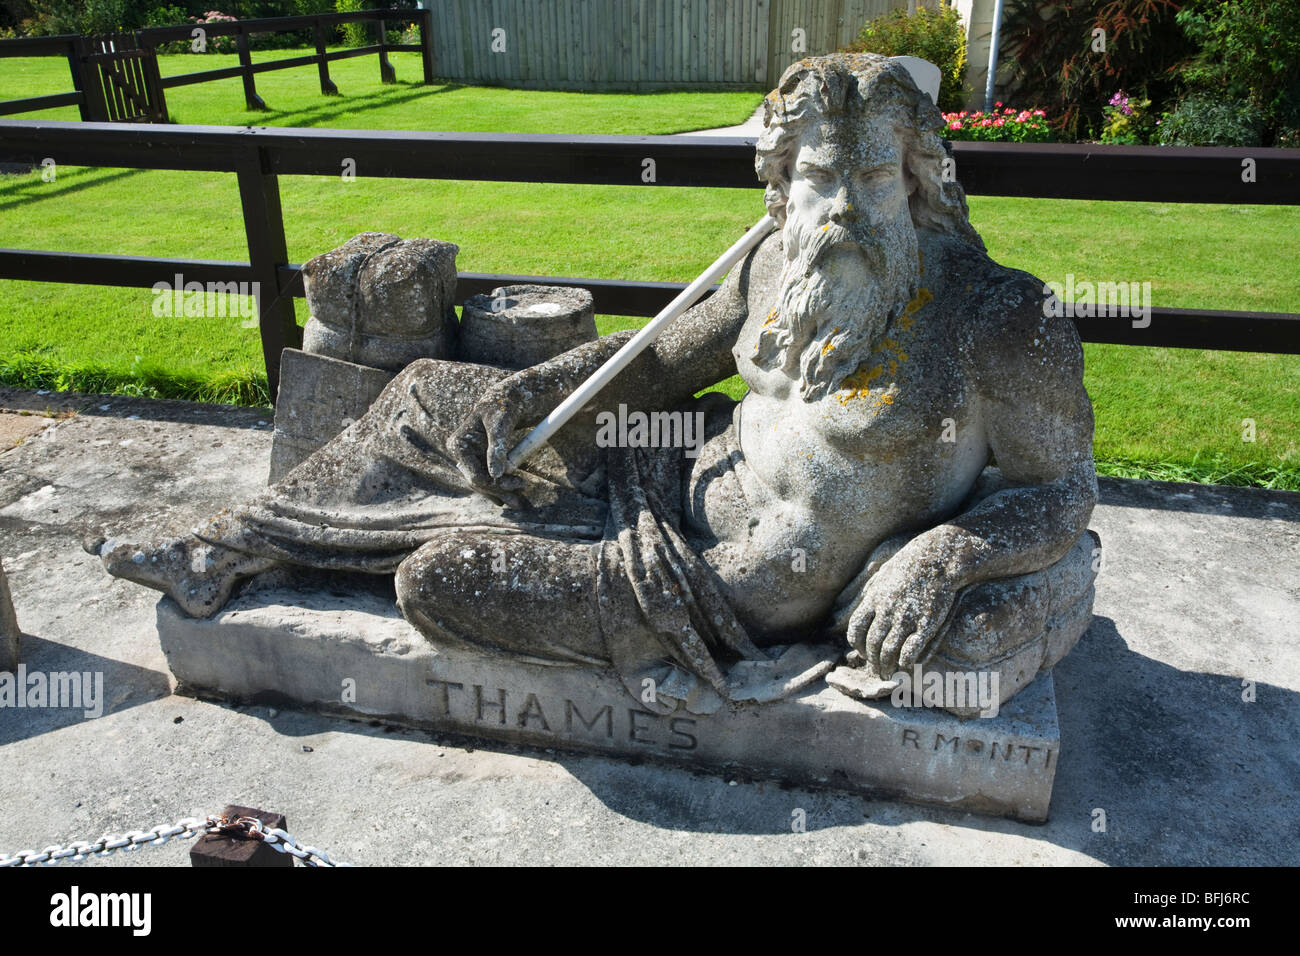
[830,203,857,225]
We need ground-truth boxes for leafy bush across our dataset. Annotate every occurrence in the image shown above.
[1174,0,1300,146]
[942,105,1053,142]
[999,0,1192,141]
[334,0,366,48]
[145,4,187,26]
[1156,93,1265,146]
[844,4,969,113]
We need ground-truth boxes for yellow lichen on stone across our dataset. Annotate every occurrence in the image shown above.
[836,363,883,405]
[820,327,840,356]
[904,287,933,316]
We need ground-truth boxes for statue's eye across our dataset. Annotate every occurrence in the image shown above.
[799,166,834,186]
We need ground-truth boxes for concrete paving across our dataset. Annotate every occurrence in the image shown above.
[676,104,765,137]
[0,386,1296,866]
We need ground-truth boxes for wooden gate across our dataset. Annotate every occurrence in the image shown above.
[77,34,168,123]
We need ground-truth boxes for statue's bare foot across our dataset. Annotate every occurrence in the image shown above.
[88,535,272,618]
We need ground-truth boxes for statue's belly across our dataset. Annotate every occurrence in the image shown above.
[682,389,986,640]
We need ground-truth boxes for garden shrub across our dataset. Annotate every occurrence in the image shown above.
[1174,0,1300,146]
[999,0,1191,141]
[1156,93,1265,147]
[844,3,969,114]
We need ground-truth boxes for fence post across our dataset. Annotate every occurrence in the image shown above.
[314,18,338,95]
[419,8,434,85]
[236,145,300,405]
[235,25,266,110]
[376,17,396,84]
[190,806,294,867]
[65,37,92,121]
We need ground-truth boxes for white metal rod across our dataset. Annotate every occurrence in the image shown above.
[505,213,776,471]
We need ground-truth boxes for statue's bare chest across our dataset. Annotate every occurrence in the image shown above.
[728,301,986,521]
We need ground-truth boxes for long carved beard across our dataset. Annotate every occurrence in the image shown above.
[755,208,920,401]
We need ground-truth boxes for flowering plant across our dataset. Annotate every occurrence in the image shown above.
[940,103,1054,142]
[1100,90,1157,144]
[191,10,237,54]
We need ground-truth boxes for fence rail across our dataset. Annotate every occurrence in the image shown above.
[0,118,1297,401]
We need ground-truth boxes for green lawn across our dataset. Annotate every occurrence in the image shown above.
[0,49,1297,487]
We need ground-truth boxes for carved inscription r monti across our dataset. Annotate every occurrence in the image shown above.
[427,679,699,751]
[901,729,1056,771]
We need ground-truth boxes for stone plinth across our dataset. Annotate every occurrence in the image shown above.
[157,581,1065,822]
[268,348,395,482]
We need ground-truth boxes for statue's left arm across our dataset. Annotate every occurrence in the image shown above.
[850,282,1098,677]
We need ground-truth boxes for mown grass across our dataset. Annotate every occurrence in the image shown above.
[0,49,1296,488]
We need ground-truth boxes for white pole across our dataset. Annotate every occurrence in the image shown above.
[984,0,1006,114]
[506,214,776,471]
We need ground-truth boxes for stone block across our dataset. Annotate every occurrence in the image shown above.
[301,232,460,371]
[157,579,1065,822]
[0,557,17,672]
[268,348,395,483]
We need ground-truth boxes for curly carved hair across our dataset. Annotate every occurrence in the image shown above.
[755,53,984,252]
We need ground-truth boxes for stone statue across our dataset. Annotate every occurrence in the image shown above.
[91,53,1099,720]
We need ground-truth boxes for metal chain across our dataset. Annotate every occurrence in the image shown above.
[0,813,350,868]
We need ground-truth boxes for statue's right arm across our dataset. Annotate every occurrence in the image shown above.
[594,229,776,412]
[448,231,776,499]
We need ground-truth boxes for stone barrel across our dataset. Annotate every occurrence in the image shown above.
[459,285,598,370]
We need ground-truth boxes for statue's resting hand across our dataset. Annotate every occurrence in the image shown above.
[840,541,961,679]
[447,372,538,509]
[447,332,636,507]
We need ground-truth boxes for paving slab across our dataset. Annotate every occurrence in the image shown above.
[0,387,1296,866]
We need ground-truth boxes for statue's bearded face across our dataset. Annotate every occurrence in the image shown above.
[755,117,921,401]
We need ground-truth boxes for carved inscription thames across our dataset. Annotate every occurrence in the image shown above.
[427,679,700,752]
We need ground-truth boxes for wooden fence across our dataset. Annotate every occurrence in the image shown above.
[424,0,900,89]
[0,9,432,121]
[0,119,1296,403]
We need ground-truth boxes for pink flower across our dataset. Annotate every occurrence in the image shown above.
[1033,109,1046,117]
[979,119,992,127]
[949,120,963,130]
[995,101,1003,108]
[994,118,1005,126]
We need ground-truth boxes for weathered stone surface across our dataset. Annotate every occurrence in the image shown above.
[268,348,395,483]
[459,285,598,369]
[0,412,55,452]
[96,53,1105,819]
[158,581,1063,822]
[3,388,1298,864]
[301,232,459,371]
[0,557,18,671]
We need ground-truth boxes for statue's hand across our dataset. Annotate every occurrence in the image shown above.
[845,548,959,679]
[447,376,532,509]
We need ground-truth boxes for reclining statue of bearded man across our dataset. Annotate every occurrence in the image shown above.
[92,53,1100,717]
